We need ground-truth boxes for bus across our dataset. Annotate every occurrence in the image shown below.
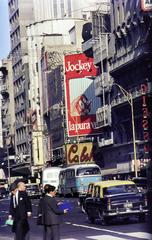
[42,167,62,191]
[58,164,102,196]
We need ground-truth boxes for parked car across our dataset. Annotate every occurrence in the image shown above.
[0,186,8,198]
[85,180,148,225]
[132,177,147,193]
[26,183,41,199]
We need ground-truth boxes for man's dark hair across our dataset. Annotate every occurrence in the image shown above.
[9,183,17,192]
[44,184,56,194]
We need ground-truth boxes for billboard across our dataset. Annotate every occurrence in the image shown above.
[66,142,94,165]
[141,0,152,11]
[64,53,101,137]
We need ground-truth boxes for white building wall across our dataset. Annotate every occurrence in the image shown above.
[33,0,109,22]
[27,18,85,166]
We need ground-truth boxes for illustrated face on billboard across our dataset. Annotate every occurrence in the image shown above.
[141,0,152,11]
[64,53,101,137]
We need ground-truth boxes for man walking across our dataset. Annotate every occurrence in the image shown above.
[9,180,32,240]
[39,184,68,240]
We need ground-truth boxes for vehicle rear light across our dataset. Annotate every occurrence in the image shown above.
[107,198,111,211]
[144,196,148,206]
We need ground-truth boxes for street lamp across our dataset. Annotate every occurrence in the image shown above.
[112,83,138,178]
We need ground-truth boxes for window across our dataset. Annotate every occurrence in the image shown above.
[67,0,72,17]
[76,167,100,176]
[94,186,100,198]
[60,0,65,18]
[53,0,57,18]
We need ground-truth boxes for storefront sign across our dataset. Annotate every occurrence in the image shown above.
[141,83,151,153]
[66,142,94,165]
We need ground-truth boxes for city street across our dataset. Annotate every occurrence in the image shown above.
[0,197,151,240]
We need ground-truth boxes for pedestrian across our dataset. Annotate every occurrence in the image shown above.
[8,180,32,240]
[38,184,68,240]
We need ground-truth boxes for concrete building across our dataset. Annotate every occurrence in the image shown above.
[7,0,110,177]
[82,0,152,178]
[26,18,86,171]
[0,57,16,178]
[8,0,34,175]
[32,0,109,22]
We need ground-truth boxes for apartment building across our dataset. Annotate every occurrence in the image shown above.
[82,0,152,178]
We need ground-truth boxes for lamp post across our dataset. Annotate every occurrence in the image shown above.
[113,83,138,178]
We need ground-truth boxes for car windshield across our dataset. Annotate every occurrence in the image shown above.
[77,167,100,176]
[103,184,138,195]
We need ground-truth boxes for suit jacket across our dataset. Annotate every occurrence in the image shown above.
[40,195,64,226]
[9,191,32,221]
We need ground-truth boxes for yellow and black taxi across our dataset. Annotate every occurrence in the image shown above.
[85,180,148,224]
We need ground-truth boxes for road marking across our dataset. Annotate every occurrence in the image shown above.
[87,236,128,240]
[127,232,152,240]
[66,223,152,239]
[61,239,77,240]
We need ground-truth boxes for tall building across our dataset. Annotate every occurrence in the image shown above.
[8,0,34,175]
[0,57,16,178]
[82,0,152,178]
[7,0,111,177]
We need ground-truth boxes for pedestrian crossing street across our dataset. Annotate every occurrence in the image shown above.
[61,231,152,240]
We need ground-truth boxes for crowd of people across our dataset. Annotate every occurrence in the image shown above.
[8,180,68,240]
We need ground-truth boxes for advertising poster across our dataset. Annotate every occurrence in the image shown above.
[64,53,101,137]
[66,142,94,165]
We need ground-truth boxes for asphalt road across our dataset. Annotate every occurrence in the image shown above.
[0,197,152,240]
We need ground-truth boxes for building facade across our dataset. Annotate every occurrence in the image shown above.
[82,0,152,178]
[0,57,16,178]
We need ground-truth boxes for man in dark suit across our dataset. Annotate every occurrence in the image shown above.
[39,184,68,240]
[9,180,32,240]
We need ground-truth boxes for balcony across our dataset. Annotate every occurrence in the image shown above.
[111,84,151,108]
[92,35,107,65]
[82,38,93,57]
[97,132,114,147]
[94,73,111,96]
[96,105,111,127]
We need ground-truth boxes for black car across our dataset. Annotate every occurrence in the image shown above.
[85,180,148,225]
[0,187,8,198]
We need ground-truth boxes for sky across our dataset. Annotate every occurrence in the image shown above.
[0,0,10,60]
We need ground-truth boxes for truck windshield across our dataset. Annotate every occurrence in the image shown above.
[76,167,100,176]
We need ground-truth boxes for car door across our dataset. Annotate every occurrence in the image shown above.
[89,185,101,219]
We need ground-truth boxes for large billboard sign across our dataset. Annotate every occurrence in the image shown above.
[66,142,94,165]
[64,53,101,137]
[141,0,152,11]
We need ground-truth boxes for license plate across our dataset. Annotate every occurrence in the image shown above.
[124,202,133,208]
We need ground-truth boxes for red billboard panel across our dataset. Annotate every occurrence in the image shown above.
[64,53,101,137]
